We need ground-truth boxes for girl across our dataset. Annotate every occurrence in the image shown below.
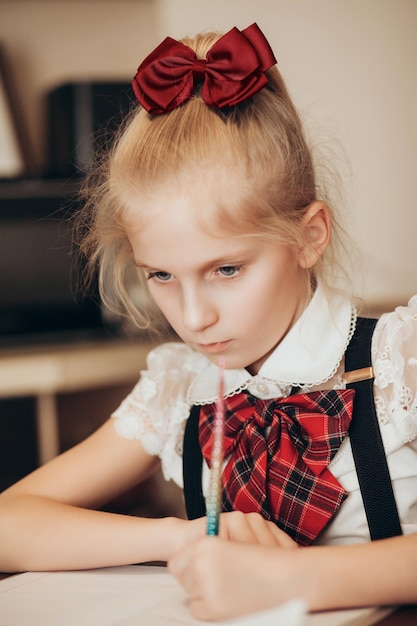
[1,22,416,622]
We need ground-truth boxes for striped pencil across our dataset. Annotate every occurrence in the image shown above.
[206,357,226,536]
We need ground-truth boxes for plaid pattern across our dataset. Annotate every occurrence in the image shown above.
[199,389,355,546]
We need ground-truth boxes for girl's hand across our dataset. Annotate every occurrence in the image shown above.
[218,511,297,548]
[169,537,299,622]
[168,512,297,621]
[170,511,296,557]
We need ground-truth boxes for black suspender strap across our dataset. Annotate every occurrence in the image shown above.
[182,316,403,539]
[345,317,402,540]
[183,404,206,519]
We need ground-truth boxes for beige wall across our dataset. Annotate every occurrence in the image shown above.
[0,0,158,166]
[0,0,416,308]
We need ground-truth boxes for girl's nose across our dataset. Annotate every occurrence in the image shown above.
[182,287,218,332]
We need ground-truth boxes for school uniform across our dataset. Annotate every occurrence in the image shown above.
[112,284,417,545]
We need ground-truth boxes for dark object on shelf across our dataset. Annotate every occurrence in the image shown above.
[0,45,36,178]
[0,179,118,347]
[0,397,38,491]
[46,81,134,178]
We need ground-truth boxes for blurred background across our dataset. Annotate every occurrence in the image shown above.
[0,0,415,511]
[1,0,416,305]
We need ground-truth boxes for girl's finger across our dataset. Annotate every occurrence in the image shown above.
[219,511,298,548]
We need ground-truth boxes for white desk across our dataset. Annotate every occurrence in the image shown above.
[0,339,155,464]
[0,565,398,625]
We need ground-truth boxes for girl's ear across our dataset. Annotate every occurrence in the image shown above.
[298,202,331,269]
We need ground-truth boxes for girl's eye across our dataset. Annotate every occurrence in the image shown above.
[217,265,242,278]
[146,271,173,282]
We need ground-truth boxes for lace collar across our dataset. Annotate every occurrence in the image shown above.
[187,284,356,405]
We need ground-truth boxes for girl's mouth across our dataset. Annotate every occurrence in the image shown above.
[198,340,231,354]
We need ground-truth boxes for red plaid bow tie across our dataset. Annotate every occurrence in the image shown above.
[199,389,355,546]
[132,23,276,114]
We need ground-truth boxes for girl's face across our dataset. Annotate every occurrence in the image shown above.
[125,178,310,375]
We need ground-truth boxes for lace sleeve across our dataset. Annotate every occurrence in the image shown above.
[111,342,208,486]
[373,295,417,447]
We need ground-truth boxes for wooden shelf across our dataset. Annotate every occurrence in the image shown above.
[0,338,156,464]
[0,177,80,200]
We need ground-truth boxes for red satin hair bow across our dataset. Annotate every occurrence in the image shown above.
[132,23,277,114]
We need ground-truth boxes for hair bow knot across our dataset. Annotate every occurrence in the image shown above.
[132,23,277,114]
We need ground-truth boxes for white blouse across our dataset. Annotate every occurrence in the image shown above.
[112,286,417,545]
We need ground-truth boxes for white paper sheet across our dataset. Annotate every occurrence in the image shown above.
[0,566,393,626]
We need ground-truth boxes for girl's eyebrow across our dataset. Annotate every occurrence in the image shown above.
[133,261,154,270]
[133,249,252,273]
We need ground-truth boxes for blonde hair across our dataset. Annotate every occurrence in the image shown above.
[76,29,354,331]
